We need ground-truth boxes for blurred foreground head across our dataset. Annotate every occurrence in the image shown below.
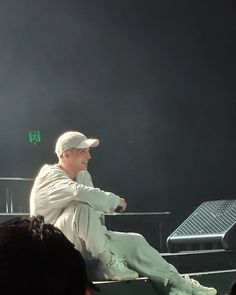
[230,281,236,295]
[0,216,98,295]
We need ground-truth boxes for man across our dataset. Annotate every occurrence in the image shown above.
[0,215,98,295]
[30,131,217,295]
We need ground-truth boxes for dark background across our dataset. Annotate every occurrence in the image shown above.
[0,1,236,230]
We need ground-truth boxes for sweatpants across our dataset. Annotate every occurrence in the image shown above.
[73,203,178,286]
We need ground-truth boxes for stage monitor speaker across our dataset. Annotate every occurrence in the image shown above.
[167,199,236,252]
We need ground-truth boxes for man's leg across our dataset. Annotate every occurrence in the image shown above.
[73,203,109,258]
[54,202,108,258]
[108,231,176,285]
[108,231,217,295]
[73,203,138,280]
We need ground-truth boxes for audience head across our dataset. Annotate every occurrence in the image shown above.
[0,216,98,295]
[230,281,236,295]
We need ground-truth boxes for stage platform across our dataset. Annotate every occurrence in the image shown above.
[90,248,236,294]
[94,269,236,295]
[163,249,236,274]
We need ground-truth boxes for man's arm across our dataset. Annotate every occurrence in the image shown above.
[76,171,127,212]
[47,172,120,213]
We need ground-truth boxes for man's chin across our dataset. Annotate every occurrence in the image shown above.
[76,166,88,173]
[80,166,88,171]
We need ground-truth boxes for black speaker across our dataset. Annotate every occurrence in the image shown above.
[167,200,236,252]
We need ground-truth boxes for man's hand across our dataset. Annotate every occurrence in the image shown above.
[118,197,127,212]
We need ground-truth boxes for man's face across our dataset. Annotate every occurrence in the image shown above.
[66,148,91,172]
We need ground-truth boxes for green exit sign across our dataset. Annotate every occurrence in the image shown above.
[28,131,41,144]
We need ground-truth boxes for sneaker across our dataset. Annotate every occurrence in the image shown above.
[98,253,139,281]
[169,274,217,295]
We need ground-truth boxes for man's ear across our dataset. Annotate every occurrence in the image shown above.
[63,151,70,158]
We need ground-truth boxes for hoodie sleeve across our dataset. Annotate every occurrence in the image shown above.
[75,170,94,188]
[47,169,120,213]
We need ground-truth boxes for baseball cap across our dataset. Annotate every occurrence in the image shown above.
[55,131,99,157]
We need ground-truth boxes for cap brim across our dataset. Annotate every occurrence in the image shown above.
[77,139,99,149]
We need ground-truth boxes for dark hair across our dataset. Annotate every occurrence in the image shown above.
[230,281,236,295]
[0,216,96,295]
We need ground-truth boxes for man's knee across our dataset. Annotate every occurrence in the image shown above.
[77,202,93,211]
[126,233,147,248]
[76,202,95,219]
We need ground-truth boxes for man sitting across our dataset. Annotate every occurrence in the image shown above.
[30,130,217,295]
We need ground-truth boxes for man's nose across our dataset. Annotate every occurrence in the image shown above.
[87,151,91,159]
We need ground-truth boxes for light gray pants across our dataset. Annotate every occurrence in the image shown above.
[74,203,177,285]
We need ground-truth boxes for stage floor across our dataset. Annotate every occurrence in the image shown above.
[94,269,236,295]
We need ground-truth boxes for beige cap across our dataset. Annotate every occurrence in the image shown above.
[55,131,99,157]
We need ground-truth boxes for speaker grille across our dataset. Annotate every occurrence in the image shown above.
[172,200,236,236]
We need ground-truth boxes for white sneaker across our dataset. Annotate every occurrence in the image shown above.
[98,253,139,281]
[169,274,217,295]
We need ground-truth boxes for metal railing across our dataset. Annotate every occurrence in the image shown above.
[0,177,33,215]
